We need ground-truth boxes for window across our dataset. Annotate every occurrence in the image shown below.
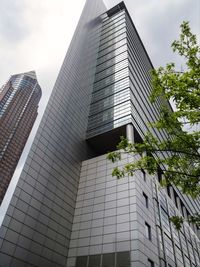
[166,185,171,198]
[117,251,130,267]
[76,252,130,267]
[102,253,115,267]
[145,222,151,240]
[143,192,148,208]
[141,169,146,181]
[88,254,101,267]
[157,168,163,183]
[75,256,88,267]
[148,259,154,267]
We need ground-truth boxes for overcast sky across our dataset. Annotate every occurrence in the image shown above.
[0,0,199,223]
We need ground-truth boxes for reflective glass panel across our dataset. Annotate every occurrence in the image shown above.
[76,256,88,267]
[102,253,115,267]
[117,251,130,267]
[88,254,101,267]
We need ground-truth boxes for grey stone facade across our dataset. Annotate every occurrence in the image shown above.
[66,154,160,267]
[67,155,200,267]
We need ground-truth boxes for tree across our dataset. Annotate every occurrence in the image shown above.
[107,21,200,229]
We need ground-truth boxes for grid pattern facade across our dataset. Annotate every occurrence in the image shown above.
[66,155,159,267]
[0,72,41,204]
[0,0,106,266]
[154,182,200,266]
[0,1,200,267]
[67,155,200,267]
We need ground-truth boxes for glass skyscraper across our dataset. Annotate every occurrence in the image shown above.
[0,71,41,205]
[0,1,199,267]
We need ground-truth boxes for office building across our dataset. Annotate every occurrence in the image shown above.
[0,71,41,204]
[0,1,199,267]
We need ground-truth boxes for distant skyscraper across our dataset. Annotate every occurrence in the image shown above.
[0,1,199,267]
[0,71,41,204]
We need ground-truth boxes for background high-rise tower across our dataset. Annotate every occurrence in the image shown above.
[0,1,199,267]
[0,71,41,204]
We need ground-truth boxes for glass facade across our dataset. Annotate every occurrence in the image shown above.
[87,9,131,139]
[0,71,41,204]
[75,251,129,267]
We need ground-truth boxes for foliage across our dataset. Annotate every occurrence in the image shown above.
[170,213,200,230]
[169,216,184,231]
[107,22,200,229]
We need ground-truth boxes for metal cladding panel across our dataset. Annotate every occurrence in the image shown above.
[1,1,200,267]
[0,0,106,266]
[66,154,160,267]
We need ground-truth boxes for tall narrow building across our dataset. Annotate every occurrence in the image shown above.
[0,1,199,267]
[0,71,41,204]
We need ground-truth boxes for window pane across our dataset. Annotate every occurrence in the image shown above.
[88,254,101,267]
[102,253,115,267]
[76,256,88,267]
[143,192,148,208]
[148,259,154,267]
[117,251,130,267]
[142,169,146,181]
[145,222,151,240]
